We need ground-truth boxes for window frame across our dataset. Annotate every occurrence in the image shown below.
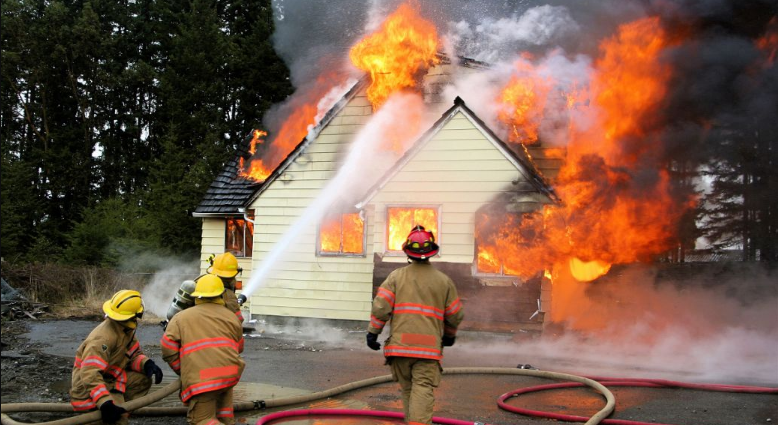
[315,211,367,257]
[224,213,254,258]
[384,205,441,257]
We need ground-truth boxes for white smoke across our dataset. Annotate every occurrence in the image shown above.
[243,92,431,297]
[140,261,200,319]
[444,5,580,63]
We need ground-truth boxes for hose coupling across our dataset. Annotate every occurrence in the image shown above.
[253,400,267,410]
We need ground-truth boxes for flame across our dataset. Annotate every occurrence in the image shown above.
[387,207,438,251]
[239,130,269,180]
[319,213,364,254]
[480,17,694,287]
[349,3,439,109]
[569,258,612,282]
[497,60,551,145]
[756,17,778,66]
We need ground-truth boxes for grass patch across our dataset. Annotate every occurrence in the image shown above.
[2,262,152,319]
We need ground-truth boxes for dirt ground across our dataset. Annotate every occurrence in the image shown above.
[2,316,777,425]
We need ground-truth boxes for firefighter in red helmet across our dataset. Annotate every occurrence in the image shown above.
[366,225,464,425]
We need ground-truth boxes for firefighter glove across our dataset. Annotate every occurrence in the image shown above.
[99,400,127,424]
[144,359,164,384]
[442,335,456,347]
[366,332,381,350]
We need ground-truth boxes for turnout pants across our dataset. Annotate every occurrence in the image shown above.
[80,371,152,425]
[186,387,235,425]
[389,357,442,425]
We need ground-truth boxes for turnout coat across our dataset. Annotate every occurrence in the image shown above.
[369,261,464,361]
[161,301,245,402]
[70,319,151,411]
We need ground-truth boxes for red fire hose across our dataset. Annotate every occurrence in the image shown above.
[255,374,778,425]
[497,377,778,425]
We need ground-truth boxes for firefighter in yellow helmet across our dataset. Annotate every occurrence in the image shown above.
[207,252,245,323]
[367,226,464,425]
[161,274,246,425]
[70,290,164,424]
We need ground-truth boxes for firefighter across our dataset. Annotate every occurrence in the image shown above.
[161,274,246,425]
[70,290,164,425]
[366,225,464,425]
[207,252,246,323]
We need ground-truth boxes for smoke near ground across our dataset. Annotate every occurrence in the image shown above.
[139,260,200,318]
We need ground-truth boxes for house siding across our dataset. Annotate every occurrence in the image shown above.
[199,217,254,284]
[246,93,376,321]
[368,112,548,264]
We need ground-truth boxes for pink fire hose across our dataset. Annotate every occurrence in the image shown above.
[254,372,778,425]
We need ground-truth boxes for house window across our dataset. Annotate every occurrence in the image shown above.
[318,212,365,256]
[386,207,439,252]
[474,208,542,277]
[226,214,254,258]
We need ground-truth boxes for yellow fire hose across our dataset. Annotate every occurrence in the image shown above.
[1,367,615,425]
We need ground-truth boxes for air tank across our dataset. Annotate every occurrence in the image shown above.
[166,279,197,320]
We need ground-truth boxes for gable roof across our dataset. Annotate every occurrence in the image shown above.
[195,55,557,217]
[355,96,558,209]
[193,137,262,216]
[193,78,367,216]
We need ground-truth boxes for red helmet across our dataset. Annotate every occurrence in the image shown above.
[402,225,439,260]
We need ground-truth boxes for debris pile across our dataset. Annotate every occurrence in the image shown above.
[1,278,48,321]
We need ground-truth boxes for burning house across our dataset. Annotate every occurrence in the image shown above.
[194,59,562,330]
[193,2,777,333]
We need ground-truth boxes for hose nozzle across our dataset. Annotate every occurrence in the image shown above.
[237,294,248,306]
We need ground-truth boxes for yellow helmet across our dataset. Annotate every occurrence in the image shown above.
[208,253,240,278]
[103,290,144,321]
[191,274,225,298]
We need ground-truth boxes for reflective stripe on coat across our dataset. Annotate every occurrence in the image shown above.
[369,261,464,361]
[161,302,245,403]
[70,319,149,409]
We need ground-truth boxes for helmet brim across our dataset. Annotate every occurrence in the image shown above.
[403,242,439,260]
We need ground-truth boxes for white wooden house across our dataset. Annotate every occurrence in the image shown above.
[194,58,562,331]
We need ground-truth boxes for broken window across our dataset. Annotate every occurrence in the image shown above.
[474,207,543,278]
[386,207,439,253]
[318,212,365,256]
[225,214,254,258]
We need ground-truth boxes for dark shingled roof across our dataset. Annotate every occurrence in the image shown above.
[193,135,262,215]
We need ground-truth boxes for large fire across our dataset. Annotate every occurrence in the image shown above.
[481,17,694,283]
[497,60,551,145]
[239,73,341,182]
[349,3,439,109]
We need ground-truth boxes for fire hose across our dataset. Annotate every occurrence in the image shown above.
[2,368,776,425]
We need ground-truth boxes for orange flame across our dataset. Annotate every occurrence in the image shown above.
[349,3,439,109]
[480,17,694,285]
[239,130,269,180]
[319,213,365,254]
[497,61,551,145]
[239,72,342,182]
[387,207,438,251]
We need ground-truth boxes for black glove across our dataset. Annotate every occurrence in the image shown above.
[442,335,456,347]
[144,359,164,384]
[366,332,381,350]
[99,400,127,424]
